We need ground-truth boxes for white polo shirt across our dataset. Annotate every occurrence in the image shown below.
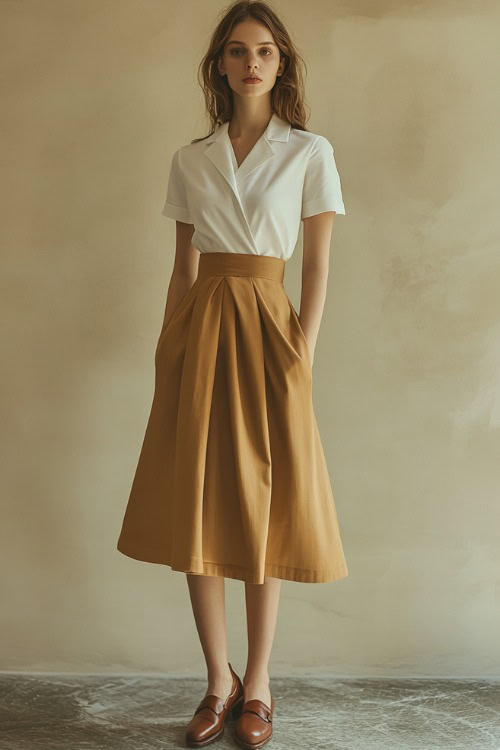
[161,112,345,261]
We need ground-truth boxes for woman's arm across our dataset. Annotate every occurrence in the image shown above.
[298,211,336,366]
[160,220,199,329]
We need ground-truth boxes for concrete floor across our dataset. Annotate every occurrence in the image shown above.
[1,673,500,749]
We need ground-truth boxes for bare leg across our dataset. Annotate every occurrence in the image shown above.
[242,575,281,708]
[186,573,234,701]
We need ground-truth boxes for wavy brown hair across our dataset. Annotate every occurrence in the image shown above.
[191,0,310,144]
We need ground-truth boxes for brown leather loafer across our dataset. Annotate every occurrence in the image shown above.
[185,662,244,747]
[233,695,275,748]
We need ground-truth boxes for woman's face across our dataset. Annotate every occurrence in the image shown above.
[218,19,285,99]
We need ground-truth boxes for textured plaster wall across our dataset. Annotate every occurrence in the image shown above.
[1,0,499,677]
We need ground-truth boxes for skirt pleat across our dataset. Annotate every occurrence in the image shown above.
[117,252,348,584]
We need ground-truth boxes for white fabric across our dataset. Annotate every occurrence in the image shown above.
[161,112,345,260]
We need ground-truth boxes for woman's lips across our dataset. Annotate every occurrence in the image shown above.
[243,77,262,83]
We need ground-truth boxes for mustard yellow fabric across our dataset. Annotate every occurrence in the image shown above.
[117,252,348,584]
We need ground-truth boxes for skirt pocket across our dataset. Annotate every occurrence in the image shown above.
[284,294,312,367]
[155,280,199,361]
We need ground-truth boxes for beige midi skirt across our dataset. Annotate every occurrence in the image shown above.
[116,252,348,584]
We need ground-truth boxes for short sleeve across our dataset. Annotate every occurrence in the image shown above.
[301,135,346,220]
[161,147,193,224]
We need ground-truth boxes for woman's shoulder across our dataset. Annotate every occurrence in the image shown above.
[290,125,334,153]
[172,134,216,162]
[168,140,206,173]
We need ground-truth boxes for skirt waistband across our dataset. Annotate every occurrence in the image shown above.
[197,252,285,283]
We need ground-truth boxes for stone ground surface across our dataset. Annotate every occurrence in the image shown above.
[1,673,500,749]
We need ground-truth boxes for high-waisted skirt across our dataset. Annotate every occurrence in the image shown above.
[116,252,348,584]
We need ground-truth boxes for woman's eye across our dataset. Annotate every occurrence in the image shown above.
[230,48,272,56]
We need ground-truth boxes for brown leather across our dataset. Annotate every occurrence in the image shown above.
[185,662,244,747]
[233,695,275,748]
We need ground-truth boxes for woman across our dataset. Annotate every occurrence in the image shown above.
[117,1,348,746]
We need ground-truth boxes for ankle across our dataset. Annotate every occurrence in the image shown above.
[243,671,270,686]
[207,663,233,684]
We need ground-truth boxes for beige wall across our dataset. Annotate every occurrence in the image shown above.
[1,0,499,677]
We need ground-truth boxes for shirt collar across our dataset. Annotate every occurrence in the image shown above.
[203,112,291,144]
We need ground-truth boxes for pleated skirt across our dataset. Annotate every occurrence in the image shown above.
[116,252,348,584]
